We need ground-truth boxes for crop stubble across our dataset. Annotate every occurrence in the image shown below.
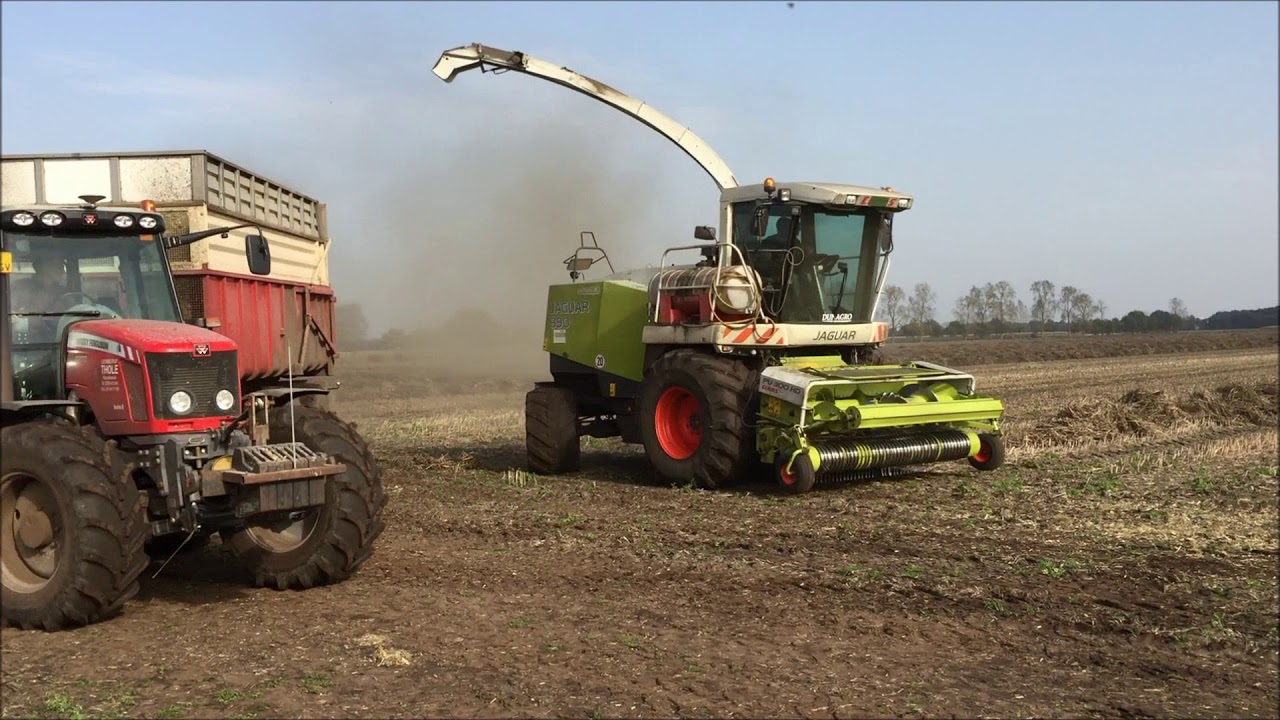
[1,329,1276,719]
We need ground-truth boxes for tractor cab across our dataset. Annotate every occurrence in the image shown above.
[721,179,910,327]
[1,196,271,408]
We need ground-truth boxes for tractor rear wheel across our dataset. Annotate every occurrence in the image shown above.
[638,350,756,489]
[1,422,147,631]
[526,384,581,475]
[223,405,386,590]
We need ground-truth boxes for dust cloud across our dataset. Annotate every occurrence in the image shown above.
[352,113,667,378]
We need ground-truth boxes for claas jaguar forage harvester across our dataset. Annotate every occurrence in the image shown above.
[434,43,1007,492]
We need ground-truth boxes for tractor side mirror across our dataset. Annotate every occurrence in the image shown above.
[750,206,769,237]
[693,225,716,241]
[245,234,272,276]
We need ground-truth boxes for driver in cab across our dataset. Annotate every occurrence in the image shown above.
[12,252,73,314]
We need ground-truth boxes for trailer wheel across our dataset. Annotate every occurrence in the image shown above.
[1,422,147,631]
[774,452,817,494]
[526,384,581,475]
[968,434,1006,472]
[638,350,756,489]
[224,405,386,590]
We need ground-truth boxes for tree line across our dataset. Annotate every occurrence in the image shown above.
[876,280,1273,338]
[336,283,1276,348]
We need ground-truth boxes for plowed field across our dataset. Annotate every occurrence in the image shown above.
[3,329,1277,719]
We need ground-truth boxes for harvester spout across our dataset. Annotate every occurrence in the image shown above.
[432,43,740,192]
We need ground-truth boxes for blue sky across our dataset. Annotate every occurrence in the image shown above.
[3,0,1276,331]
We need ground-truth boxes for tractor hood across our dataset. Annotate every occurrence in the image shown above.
[66,319,236,363]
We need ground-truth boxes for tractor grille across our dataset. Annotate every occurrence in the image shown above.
[146,350,239,420]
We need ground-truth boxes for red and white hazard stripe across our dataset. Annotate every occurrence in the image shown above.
[719,325,787,345]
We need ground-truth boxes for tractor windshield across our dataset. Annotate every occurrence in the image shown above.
[4,232,180,399]
[733,202,891,324]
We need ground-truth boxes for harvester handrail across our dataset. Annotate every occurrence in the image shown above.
[432,43,739,192]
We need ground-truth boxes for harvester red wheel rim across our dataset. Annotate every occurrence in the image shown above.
[779,462,798,486]
[974,440,991,463]
[655,386,702,460]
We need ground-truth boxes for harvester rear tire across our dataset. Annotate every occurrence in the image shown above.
[774,452,817,494]
[526,384,581,475]
[968,433,1006,472]
[1,422,147,631]
[223,405,386,591]
[639,350,756,489]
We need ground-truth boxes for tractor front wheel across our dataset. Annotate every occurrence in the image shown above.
[223,405,386,590]
[1,422,147,631]
[638,350,755,489]
[526,384,581,475]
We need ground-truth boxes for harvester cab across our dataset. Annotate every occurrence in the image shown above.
[435,43,1008,493]
[1,195,379,631]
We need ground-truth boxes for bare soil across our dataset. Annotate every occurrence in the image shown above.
[2,330,1277,719]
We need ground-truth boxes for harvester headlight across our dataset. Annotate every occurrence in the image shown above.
[844,194,859,204]
[168,390,193,415]
[40,211,64,227]
[139,215,158,229]
[114,214,135,228]
[12,211,35,226]
[897,198,911,208]
[215,389,236,412]
[778,188,791,201]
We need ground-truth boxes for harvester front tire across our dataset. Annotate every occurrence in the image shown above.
[639,350,755,489]
[774,452,817,494]
[224,405,386,591]
[968,433,1006,472]
[1,422,147,631]
[526,384,581,475]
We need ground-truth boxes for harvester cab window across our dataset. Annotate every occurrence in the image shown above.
[731,201,888,324]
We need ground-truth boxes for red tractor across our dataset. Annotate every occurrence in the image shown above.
[1,194,385,631]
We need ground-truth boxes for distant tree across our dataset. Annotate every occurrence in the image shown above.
[907,283,937,336]
[1120,310,1149,333]
[1204,306,1280,330]
[1059,286,1081,328]
[985,281,1020,324]
[336,303,369,348]
[1030,280,1058,330]
[1069,291,1094,332]
[945,320,966,337]
[1148,309,1180,332]
[881,285,906,330]
[1169,297,1189,319]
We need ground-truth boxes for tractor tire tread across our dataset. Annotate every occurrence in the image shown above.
[643,350,758,489]
[227,405,386,590]
[526,385,581,475]
[1,422,147,631]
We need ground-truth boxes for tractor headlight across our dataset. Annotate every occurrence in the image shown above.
[113,214,135,228]
[168,390,193,415]
[215,389,235,412]
[40,211,64,227]
[139,216,158,229]
[12,211,35,227]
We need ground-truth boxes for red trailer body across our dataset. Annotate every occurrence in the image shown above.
[171,270,337,392]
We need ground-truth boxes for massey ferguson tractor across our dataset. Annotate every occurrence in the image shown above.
[1,190,384,631]
[434,44,1007,492]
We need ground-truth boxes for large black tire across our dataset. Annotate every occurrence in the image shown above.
[526,384,581,475]
[1,422,147,631]
[223,405,386,590]
[638,350,757,489]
